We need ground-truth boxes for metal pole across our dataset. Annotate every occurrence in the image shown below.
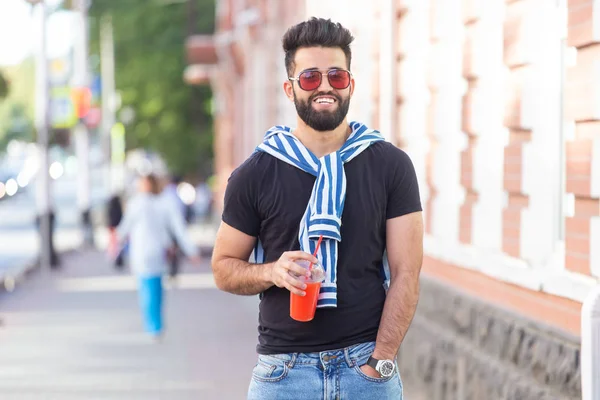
[100,14,117,194]
[73,0,93,247]
[33,0,54,269]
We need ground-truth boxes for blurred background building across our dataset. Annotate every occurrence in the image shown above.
[0,0,216,274]
[186,0,599,398]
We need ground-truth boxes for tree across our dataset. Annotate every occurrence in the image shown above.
[0,62,35,152]
[0,71,8,99]
[0,104,34,151]
[87,0,215,177]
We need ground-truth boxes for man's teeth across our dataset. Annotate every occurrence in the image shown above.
[315,98,334,104]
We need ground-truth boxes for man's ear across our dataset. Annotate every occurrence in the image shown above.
[283,80,295,102]
[349,77,355,97]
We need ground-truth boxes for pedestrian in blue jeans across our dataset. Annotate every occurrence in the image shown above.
[117,174,199,340]
[211,17,424,399]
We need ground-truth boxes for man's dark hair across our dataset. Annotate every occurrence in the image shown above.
[282,17,354,77]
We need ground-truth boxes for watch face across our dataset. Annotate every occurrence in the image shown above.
[379,360,395,377]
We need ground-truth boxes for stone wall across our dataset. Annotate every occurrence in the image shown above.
[398,277,581,400]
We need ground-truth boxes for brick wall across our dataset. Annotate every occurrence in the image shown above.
[565,1,600,277]
[209,0,305,214]
[425,1,438,236]
[502,0,532,259]
[460,3,480,245]
[391,0,598,319]
[568,0,600,47]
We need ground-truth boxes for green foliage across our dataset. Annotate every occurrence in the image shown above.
[0,104,34,151]
[0,71,8,99]
[88,0,216,177]
[0,62,35,152]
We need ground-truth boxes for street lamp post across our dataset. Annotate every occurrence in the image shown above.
[26,0,55,269]
[73,0,93,247]
[100,14,120,194]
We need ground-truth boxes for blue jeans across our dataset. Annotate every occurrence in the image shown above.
[247,342,403,400]
[138,276,163,335]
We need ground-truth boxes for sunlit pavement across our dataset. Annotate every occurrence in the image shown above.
[0,246,261,399]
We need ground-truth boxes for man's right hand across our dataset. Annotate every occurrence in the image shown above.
[268,251,318,296]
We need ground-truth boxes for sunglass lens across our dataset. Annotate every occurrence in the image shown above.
[328,70,350,89]
[299,71,322,91]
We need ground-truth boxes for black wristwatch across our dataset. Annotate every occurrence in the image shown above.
[366,356,395,377]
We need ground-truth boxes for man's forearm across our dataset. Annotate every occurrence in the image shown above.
[212,257,274,295]
[372,271,420,361]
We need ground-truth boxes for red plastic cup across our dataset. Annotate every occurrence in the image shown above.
[290,260,325,322]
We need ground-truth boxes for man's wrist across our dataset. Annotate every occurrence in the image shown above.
[261,262,275,286]
[372,347,396,361]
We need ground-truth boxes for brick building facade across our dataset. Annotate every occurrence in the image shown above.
[186,0,599,398]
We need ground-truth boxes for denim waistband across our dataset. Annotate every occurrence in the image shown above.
[258,342,375,368]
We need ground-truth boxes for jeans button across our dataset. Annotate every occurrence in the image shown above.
[322,355,330,362]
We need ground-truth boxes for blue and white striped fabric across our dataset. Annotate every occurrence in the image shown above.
[251,121,389,308]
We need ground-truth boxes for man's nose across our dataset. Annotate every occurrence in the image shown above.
[317,73,333,91]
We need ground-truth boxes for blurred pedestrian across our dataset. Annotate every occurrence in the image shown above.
[35,209,59,268]
[163,175,187,219]
[161,175,188,281]
[195,180,213,223]
[106,194,125,268]
[211,18,423,399]
[117,174,199,340]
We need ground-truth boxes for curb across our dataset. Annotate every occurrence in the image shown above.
[0,248,79,294]
[1,258,39,293]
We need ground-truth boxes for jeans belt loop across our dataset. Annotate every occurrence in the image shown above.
[287,353,298,369]
[344,347,354,368]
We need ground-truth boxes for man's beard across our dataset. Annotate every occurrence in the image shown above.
[294,91,351,132]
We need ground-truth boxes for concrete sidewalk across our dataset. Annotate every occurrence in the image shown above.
[0,220,218,291]
[0,244,261,399]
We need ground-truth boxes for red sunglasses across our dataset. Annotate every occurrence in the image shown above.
[289,69,352,91]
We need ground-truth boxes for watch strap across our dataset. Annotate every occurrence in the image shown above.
[366,356,379,371]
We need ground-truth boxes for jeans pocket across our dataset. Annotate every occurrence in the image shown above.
[252,355,290,383]
[353,362,396,384]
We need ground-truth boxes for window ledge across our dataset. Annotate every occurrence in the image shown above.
[424,234,598,303]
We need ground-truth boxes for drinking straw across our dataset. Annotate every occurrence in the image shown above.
[309,235,323,271]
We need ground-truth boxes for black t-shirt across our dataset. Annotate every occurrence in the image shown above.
[222,140,422,355]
